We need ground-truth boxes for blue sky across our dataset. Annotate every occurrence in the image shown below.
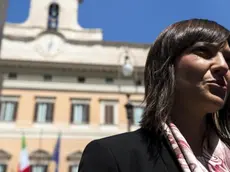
[6,0,230,43]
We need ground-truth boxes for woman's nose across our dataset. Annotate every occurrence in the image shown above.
[211,52,229,77]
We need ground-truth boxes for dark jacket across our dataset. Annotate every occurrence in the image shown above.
[79,128,183,172]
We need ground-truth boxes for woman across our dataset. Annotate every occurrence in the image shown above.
[79,19,230,172]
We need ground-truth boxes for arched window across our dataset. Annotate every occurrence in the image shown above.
[47,3,60,30]
[67,151,82,172]
[30,149,51,172]
[0,149,11,172]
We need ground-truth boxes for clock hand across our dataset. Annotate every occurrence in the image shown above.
[48,39,53,52]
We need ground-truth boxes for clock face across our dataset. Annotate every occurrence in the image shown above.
[34,34,64,57]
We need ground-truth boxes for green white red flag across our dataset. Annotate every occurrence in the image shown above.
[18,135,30,172]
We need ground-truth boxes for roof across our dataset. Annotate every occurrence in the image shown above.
[3,34,151,49]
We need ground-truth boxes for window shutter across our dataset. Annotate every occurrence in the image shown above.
[105,105,114,124]
[44,165,48,172]
[70,104,74,123]
[109,105,114,124]
[105,105,108,124]
[3,164,7,172]
[85,104,89,124]
[33,103,39,122]
[47,103,54,122]
[68,166,72,172]
[13,102,18,121]
[0,101,2,120]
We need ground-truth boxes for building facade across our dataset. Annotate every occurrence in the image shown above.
[0,0,150,171]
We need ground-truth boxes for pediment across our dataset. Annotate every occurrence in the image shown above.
[0,149,11,160]
[67,150,82,161]
[30,149,51,161]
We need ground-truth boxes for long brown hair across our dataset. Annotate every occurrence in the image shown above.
[140,19,230,146]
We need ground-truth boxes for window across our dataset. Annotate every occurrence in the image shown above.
[47,3,59,30]
[0,149,11,172]
[34,98,54,123]
[104,105,114,124]
[30,149,50,172]
[0,97,18,122]
[8,73,17,80]
[69,165,78,172]
[77,77,85,83]
[32,165,47,172]
[67,151,82,172]
[105,77,114,84]
[0,164,6,172]
[43,74,52,81]
[132,106,144,126]
[135,79,142,86]
[71,101,89,124]
[100,101,118,125]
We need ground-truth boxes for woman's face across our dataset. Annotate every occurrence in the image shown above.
[174,41,230,113]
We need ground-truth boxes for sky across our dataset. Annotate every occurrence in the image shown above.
[5,0,230,44]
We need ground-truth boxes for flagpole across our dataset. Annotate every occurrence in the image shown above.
[19,130,30,172]
[22,130,25,137]
[52,131,61,172]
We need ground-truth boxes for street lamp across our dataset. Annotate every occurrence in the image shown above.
[122,55,134,77]
[122,55,134,132]
[125,94,134,132]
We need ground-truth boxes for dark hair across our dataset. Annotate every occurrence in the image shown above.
[140,19,230,145]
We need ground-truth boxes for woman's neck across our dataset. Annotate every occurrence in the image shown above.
[170,107,208,156]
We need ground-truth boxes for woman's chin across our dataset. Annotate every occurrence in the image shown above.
[205,94,226,113]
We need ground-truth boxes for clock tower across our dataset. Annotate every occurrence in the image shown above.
[22,0,83,30]
[1,0,103,59]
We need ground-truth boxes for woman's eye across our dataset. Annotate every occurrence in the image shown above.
[224,58,230,65]
[193,48,214,59]
[222,52,230,65]
[194,51,209,57]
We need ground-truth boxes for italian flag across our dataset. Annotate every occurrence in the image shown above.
[18,135,30,172]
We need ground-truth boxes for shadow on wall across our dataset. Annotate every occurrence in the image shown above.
[0,0,8,92]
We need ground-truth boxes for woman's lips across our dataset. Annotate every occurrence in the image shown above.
[206,79,227,88]
[206,81,227,99]
[207,82,227,90]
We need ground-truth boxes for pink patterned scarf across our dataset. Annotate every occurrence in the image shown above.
[163,123,230,172]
